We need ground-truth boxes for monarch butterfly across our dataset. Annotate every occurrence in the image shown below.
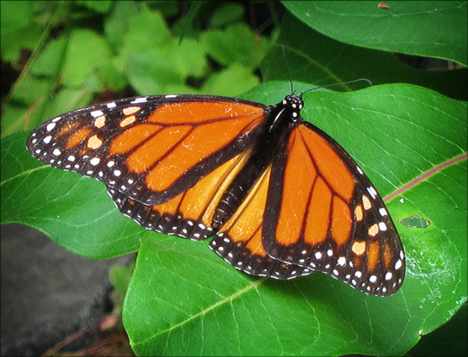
[26,90,405,296]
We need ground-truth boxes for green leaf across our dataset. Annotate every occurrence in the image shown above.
[3,2,264,139]
[104,1,140,49]
[125,38,207,95]
[282,1,468,66]
[75,0,112,14]
[110,263,134,297]
[29,36,68,77]
[114,4,171,71]
[408,301,467,356]
[0,1,42,62]
[201,63,260,96]
[201,24,271,68]
[109,262,134,316]
[262,12,467,101]
[112,3,209,95]
[209,2,245,27]
[61,28,115,91]
[6,73,54,108]
[3,82,466,356]
[1,133,140,259]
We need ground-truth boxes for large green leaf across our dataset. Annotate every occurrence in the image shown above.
[282,1,467,66]
[2,81,466,356]
[262,12,467,101]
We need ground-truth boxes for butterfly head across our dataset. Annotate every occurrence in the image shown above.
[282,92,304,123]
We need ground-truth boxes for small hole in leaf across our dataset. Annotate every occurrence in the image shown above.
[399,216,431,228]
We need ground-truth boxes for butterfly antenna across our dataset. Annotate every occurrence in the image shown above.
[301,78,372,96]
[279,45,295,94]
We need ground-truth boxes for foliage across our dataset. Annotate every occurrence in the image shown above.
[1,1,467,356]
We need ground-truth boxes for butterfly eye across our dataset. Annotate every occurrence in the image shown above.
[26,92,404,296]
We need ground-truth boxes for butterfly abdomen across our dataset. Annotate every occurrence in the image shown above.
[211,101,296,229]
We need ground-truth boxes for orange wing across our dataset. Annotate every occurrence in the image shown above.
[261,123,405,296]
[108,150,252,240]
[27,95,266,206]
[27,92,405,296]
[209,166,313,278]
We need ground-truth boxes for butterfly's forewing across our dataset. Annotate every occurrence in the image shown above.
[262,122,405,296]
[27,95,266,206]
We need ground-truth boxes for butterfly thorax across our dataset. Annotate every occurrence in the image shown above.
[211,94,303,229]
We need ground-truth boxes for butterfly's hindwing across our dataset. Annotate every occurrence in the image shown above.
[210,166,314,279]
[27,95,267,206]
